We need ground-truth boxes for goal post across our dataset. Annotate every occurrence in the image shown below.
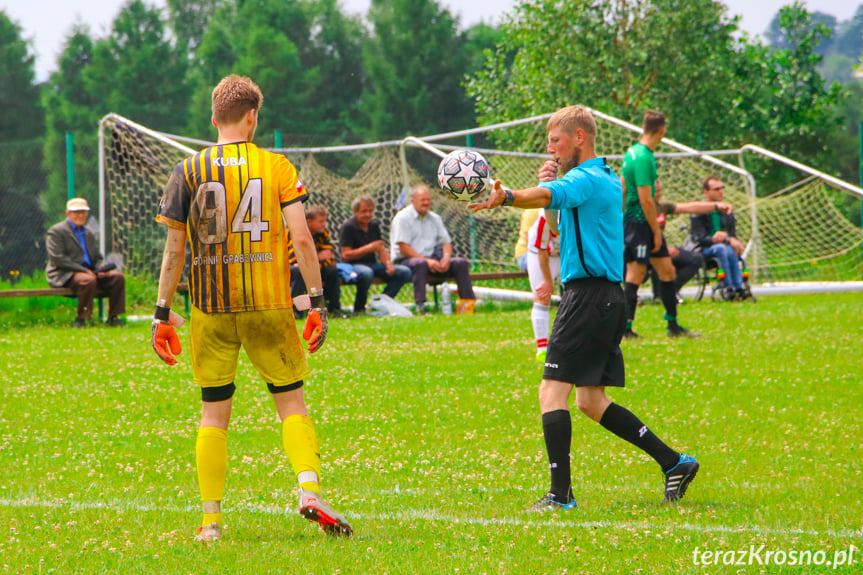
[99,111,863,293]
[98,114,197,282]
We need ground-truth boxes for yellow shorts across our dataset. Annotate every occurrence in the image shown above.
[190,306,309,389]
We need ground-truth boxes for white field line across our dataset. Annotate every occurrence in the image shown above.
[0,497,860,540]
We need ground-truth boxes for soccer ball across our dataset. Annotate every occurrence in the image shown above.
[437,149,492,201]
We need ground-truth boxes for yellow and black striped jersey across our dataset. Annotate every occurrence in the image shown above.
[287,229,335,267]
[157,142,307,312]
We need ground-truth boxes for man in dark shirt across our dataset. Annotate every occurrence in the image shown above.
[339,195,411,314]
[687,176,747,298]
[647,184,733,302]
[290,205,343,316]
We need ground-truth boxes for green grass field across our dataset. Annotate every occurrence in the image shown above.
[1,293,861,574]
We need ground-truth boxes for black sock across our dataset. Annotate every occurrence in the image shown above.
[599,403,680,472]
[542,409,572,500]
[660,281,677,322]
[624,282,639,323]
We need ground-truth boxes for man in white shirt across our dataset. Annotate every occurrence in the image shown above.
[390,185,476,313]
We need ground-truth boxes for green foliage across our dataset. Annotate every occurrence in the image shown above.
[0,12,46,279]
[0,11,43,140]
[0,139,48,279]
[359,0,483,140]
[469,0,850,195]
[87,0,189,133]
[41,2,189,223]
[468,0,755,149]
[166,0,224,54]
[742,4,847,191]
[836,4,863,58]
[765,8,837,56]
[1,294,861,572]
[41,26,99,220]
[185,0,366,144]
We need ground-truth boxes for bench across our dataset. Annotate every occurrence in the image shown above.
[427,270,528,305]
[0,287,82,298]
[349,270,527,285]
[0,272,526,314]
[0,286,113,321]
[0,283,192,317]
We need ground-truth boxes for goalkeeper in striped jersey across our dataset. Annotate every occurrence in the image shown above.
[151,74,352,540]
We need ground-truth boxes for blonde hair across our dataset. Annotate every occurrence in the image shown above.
[212,75,263,125]
[546,105,597,143]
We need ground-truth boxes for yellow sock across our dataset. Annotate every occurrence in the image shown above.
[196,427,227,526]
[281,415,321,493]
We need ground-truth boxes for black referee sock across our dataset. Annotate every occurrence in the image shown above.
[624,282,639,322]
[599,403,680,472]
[660,281,678,322]
[542,409,572,501]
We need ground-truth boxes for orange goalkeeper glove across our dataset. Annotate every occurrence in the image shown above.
[152,305,181,365]
[302,293,329,353]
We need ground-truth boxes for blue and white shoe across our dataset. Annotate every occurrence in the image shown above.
[527,492,578,512]
[663,454,699,502]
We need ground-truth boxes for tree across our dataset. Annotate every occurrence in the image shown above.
[0,11,47,279]
[302,0,367,142]
[467,0,752,149]
[85,0,189,132]
[821,53,856,84]
[467,0,847,196]
[41,25,101,221]
[0,11,43,140]
[186,0,366,144]
[836,4,863,60]
[359,0,479,140]
[462,22,505,84]
[741,3,846,191]
[765,8,836,56]
[42,1,189,229]
[166,0,223,55]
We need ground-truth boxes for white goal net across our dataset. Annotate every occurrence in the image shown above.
[99,112,863,290]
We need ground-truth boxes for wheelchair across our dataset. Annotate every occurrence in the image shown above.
[693,254,755,302]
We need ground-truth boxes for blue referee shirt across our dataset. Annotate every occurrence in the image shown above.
[541,157,623,283]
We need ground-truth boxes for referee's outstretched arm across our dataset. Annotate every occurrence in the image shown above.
[470,180,551,213]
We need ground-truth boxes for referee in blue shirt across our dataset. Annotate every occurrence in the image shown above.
[471,105,699,510]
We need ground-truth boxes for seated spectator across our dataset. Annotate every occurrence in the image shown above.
[687,176,747,299]
[46,198,125,327]
[339,195,411,314]
[289,205,343,316]
[390,185,476,314]
[647,184,733,302]
[526,209,560,362]
[514,208,541,272]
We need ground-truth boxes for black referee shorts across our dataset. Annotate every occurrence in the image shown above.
[624,220,669,263]
[543,278,626,388]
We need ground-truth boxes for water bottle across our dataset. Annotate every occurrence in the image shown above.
[441,283,452,315]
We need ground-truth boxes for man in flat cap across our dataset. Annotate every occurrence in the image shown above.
[46,198,126,327]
